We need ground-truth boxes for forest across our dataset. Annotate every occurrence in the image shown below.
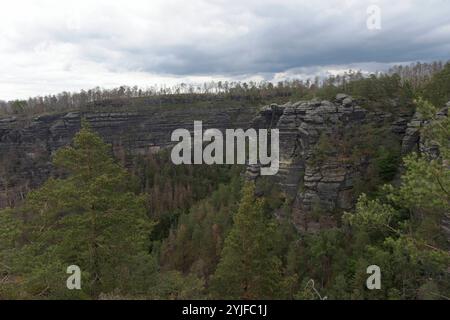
[0,61,446,116]
[0,61,449,300]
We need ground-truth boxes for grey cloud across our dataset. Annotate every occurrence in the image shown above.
[1,0,450,100]
[81,0,450,76]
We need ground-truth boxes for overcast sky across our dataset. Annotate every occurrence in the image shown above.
[0,0,449,100]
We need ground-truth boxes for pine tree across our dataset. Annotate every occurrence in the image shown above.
[342,98,450,299]
[9,124,155,298]
[210,182,283,299]
[422,62,450,107]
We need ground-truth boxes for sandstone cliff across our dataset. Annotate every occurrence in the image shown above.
[250,94,414,231]
[0,103,257,207]
[0,95,434,232]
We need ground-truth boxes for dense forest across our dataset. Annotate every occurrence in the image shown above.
[0,61,447,116]
[0,61,449,300]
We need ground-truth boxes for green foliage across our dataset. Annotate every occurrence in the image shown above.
[309,133,336,166]
[131,149,243,239]
[387,98,449,214]
[1,83,449,300]
[312,72,413,111]
[0,126,205,299]
[10,100,27,114]
[159,176,242,277]
[4,61,442,116]
[286,98,449,300]
[309,122,402,201]
[343,194,396,231]
[421,62,450,107]
[210,182,284,299]
[340,99,450,299]
[375,146,400,182]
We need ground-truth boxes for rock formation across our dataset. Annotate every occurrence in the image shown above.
[0,95,429,232]
[250,94,413,231]
[400,102,449,244]
[0,103,257,207]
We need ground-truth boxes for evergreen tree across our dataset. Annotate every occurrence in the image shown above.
[421,62,450,107]
[210,182,284,299]
[342,98,450,299]
[5,125,155,298]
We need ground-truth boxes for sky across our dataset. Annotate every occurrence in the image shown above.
[0,0,449,100]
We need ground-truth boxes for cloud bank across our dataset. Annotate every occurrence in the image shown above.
[1,0,449,99]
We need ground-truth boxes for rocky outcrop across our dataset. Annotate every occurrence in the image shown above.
[0,104,257,207]
[0,95,415,232]
[250,94,411,231]
[401,102,449,245]
[401,112,423,155]
[402,103,448,157]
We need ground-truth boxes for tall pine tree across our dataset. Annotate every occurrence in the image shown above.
[6,124,155,298]
[210,182,284,299]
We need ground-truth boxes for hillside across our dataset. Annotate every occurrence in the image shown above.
[0,65,449,300]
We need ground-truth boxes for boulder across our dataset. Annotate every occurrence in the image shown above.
[342,97,353,107]
[336,93,349,102]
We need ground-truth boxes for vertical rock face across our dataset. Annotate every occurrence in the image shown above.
[0,104,257,208]
[401,103,449,245]
[437,105,450,246]
[250,95,411,231]
[0,95,418,233]
[402,105,448,158]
